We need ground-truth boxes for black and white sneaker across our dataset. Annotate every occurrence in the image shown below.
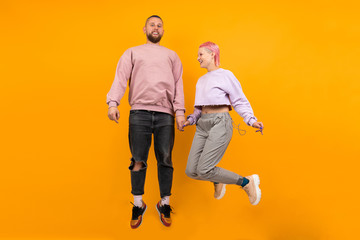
[156,201,172,227]
[130,201,147,229]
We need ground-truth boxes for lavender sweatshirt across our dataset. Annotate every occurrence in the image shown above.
[106,44,185,116]
[187,68,257,126]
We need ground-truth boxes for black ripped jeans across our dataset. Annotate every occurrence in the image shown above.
[128,110,174,198]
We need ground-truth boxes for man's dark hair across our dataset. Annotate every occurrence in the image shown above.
[145,15,163,25]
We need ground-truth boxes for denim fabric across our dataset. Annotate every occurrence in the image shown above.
[128,110,174,198]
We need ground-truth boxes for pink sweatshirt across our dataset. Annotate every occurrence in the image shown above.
[106,44,185,116]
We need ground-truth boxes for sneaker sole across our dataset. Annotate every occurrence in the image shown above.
[215,184,226,200]
[156,203,171,227]
[251,174,261,205]
[131,204,147,229]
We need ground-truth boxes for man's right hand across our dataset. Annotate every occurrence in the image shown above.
[108,107,120,123]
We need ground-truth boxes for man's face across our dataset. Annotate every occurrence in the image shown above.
[143,17,164,43]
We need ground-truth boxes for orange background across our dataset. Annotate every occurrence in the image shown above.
[1,0,359,239]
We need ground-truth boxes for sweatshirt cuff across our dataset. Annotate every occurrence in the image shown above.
[248,118,257,127]
[108,101,118,108]
[186,115,196,125]
[175,110,185,116]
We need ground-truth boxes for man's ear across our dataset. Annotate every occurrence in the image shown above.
[143,27,146,34]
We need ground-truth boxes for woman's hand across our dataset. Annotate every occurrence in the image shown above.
[183,120,191,128]
[252,122,264,135]
[252,122,264,129]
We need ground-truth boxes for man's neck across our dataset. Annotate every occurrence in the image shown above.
[146,40,160,45]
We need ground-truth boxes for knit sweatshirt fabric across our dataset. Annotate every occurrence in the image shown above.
[106,44,185,116]
[187,68,257,126]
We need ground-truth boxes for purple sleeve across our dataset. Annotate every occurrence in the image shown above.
[224,72,257,126]
[186,106,202,125]
[106,49,133,108]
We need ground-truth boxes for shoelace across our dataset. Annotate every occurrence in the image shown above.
[160,204,174,217]
[130,202,143,218]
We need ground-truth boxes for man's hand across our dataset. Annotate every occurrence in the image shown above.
[176,115,186,131]
[108,107,120,123]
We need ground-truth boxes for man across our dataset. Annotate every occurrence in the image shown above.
[106,15,185,229]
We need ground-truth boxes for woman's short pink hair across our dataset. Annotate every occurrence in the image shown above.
[199,41,220,66]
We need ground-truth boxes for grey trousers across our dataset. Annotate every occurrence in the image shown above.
[185,112,244,185]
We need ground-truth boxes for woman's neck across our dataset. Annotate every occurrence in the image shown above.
[207,65,220,72]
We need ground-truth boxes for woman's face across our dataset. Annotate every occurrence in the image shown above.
[197,47,214,69]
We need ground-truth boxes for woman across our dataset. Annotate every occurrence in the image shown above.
[183,41,263,205]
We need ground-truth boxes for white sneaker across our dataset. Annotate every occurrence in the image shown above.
[214,183,226,200]
[242,174,261,205]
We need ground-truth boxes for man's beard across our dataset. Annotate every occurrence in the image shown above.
[147,32,162,43]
